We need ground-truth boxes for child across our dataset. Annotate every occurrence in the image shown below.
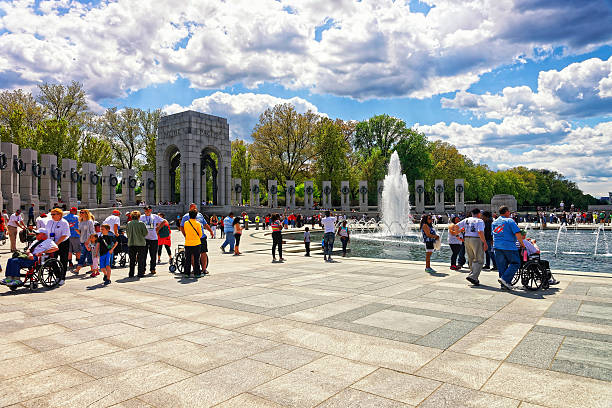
[89,234,100,277]
[304,227,311,256]
[98,224,117,285]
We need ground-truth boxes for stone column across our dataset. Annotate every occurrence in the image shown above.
[59,158,78,208]
[225,165,231,207]
[340,181,350,211]
[80,162,98,208]
[268,180,278,208]
[303,180,314,209]
[415,179,425,214]
[142,171,155,206]
[101,166,117,207]
[322,181,332,209]
[20,148,39,214]
[200,167,207,205]
[121,168,137,206]
[286,180,296,209]
[359,181,368,213]
[39,154,58,211]
[250,179,260,206]
[233,178,242,205]
[454,179,465,214]
[377,180,384,212]
[434,179,445,213]
[1,143,21,212]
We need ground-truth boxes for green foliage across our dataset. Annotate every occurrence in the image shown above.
[37,81,89,125]
[394,129,432,188]
[231,140,252,203]
[313,118,352,204]
[354,114,407,160]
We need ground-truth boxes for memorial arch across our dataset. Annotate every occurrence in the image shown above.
[156,111,231,208]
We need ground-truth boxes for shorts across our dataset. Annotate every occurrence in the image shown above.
[69,237,81,253]
[425,241,434,253]
[200,237,208,253]
[99,252,111,269]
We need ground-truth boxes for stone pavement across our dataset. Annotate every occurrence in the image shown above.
[0,228,611,407]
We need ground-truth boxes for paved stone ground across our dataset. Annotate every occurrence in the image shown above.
[1,228,611,407]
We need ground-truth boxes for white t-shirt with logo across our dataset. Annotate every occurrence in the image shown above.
[321,216,337,233]
[458,217,484,238]
[103,215,121,235]
[140,213,162,240]
[8,213,23,228]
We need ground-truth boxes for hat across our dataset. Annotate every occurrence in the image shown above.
[112,210,120,215]
[36,228,49,235]
[40,213,47,217]
[70,207,78,212]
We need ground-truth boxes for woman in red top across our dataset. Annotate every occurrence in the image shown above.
[156,213,172,263]
[271,213,284,262]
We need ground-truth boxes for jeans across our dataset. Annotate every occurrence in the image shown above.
[145,239,158,272]
[323,232,335,257]
[304,241,310,256]
[458,243,466,266]
[449,243,462,266]
[184,244,201,275]
[77,243,93,266]
[340,236,349,255]
[272,231,283,258]
[484,240,496,268]
[129,245,147,277]
[221,231,235,252]
[494,248,521,284]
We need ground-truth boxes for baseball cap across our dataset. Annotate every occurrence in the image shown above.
[112,210,120,215]
[70,207,77,212]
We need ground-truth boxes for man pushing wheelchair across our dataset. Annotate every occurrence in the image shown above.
[1,227,59,287]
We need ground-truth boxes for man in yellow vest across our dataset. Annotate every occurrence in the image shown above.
[244,214,250,230]
[255,215,260,230]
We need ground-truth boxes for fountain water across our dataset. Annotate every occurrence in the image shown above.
[381,152,412,236]
[554,224,567,257]
[594,225,611,257]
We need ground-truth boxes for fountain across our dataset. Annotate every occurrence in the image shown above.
[381,152,412,236]
[594,225,611,258]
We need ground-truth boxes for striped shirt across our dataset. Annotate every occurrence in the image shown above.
[271,221,282,232]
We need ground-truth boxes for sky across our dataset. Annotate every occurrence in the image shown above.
[0,0,611,197]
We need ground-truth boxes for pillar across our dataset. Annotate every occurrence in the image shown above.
[142,171,155,206]
[19,148,39,214]
[225,165,231,206]
[340,181,350,211]
[101,166,117,207]
[455,179,465,214]
[121,168,137,206]
[322,181,332,209]
[377,180,384,212]
[39,154,58,211]
[232,178,242,205]
[81,162,98,208]
[200,167,207,205]
[415,179,425,214]
[268,180,278,208]
[60,158,78,208]
[304,180,314,209]
[250,179,260,206]
[359,181,368,213]
[1,142,21,212]
[434,179,445,213]
[286,180,296,209]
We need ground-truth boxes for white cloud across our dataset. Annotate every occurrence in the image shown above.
[0,0,610,101]
[163,91,324,140]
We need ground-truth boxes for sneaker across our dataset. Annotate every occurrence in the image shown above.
[466,276,480,286]
[279,258,286,262]
[58,280,65,286]
[549,278,560,285]
[482,266,490,270]
[189,273,194,278]
[324,255,327,261]
[103,279,111,285]
[220,246,225,253]
[272,257,277,262]
[150,270,156,275]
[449,265,458,270]
[498,278,513,290]
[491,267,498,271]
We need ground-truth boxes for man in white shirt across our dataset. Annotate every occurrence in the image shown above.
[320,210,337,262]
[1,227,59,286]
[8,209,26,252]
[457,208,488,286]
[103,210,121,236]
[46,208,71,286]
[36,213,48,230]
[140,206,163,275]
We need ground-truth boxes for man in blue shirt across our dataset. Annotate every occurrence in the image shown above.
[492,206,524,290]
[180,203,213,274]
[220,212,235,254]
[64,207,80,270]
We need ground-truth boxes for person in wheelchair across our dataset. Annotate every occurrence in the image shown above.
[1,228,58,286]
[519,230,559,286]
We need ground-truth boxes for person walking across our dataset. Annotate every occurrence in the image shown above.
[482,211,497,271]
[220,212,235,254]
[27,204,35,226]
[448,216,464,270]
[458,208,487,286]
[74,209,95,274]
[183,209,202,277]
[7,209,26,252]
[304,227,311,256]
[126,210,148,279]
[233,216,242,255]
[64,207,80,271]
[420,214,439,273]
[493,206,524,290]
[140,206,162,275]
[46,208,70,286]
[337,220,350,257]
[271,213,284,262]
[321,210,336,262]
[156,213,172,264]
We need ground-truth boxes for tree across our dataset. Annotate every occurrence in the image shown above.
[231,140,252,203]
[358,148,387,204]
[37,81,89,125]
[35,119,81,161]
[250,104,319,186]
[79,133,113,168]
[426,141,471,202]
[139,109,163,172]
[394,129,432,187]
[0,89,43,128]
[313,118,352,204]
[353,114,407,160]
[98,107,144,169]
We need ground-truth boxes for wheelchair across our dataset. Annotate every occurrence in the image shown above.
[1,255,62,292]
[168,245,185,274]
[511,252,551,291]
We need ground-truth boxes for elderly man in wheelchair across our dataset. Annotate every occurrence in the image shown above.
[0,227,61,291]
[512,230,560,290]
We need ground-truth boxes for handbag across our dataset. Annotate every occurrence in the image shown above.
[434,238,441,251]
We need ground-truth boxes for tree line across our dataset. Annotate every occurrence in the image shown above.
[233,104,601,209]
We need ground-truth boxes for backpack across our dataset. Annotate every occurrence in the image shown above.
[158,223,170,238]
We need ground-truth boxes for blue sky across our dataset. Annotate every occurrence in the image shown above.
[0,0,611,196]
